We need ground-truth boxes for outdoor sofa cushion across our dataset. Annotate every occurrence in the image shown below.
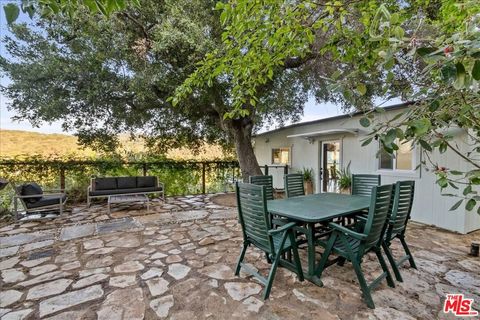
[25,194,67,209]
[117,177,137,189]
[21,183,43,203]
[137,176,156,188]
[89,186,163,196]
[94,177,118,190]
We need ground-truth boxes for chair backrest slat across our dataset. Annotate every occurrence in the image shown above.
[389,181,415,236]
[285,173,305,198]
[236,182,274,253]
[363,184,393,249]
[352,174,381,197]
[249,175,274,200]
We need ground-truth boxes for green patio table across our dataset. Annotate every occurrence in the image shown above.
[267,193,370,285]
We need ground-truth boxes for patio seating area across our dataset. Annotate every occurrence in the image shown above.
[0,194,479,319]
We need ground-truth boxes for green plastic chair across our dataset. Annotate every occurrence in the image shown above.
[315,184,395,309]
[249,175,274,200]
[285,173,305,198]
[351,174,381,197]
[382,180,417,282]
[235,182,304,299]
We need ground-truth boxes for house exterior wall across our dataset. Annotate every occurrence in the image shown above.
[253,108,480,234]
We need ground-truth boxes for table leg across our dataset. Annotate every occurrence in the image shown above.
[303,222,323,286]
[307,222,315,277]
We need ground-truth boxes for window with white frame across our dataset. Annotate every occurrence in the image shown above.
[378,140,414,171]
[272,147,290,165]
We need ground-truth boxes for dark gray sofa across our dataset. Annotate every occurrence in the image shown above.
[87,176,164,206]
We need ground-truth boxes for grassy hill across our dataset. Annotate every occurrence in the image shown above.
[0,130,232,160]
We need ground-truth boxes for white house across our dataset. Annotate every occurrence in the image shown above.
[253,103,480,234]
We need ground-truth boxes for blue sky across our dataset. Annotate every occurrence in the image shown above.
[0,2,388,135]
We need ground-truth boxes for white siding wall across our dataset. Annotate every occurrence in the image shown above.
[253,109,480,234]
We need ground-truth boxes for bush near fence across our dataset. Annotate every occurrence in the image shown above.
[0,156,240,215]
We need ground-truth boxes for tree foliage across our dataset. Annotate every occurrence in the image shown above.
[2,0,480,211]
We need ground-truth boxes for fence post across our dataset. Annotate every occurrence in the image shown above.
[142,163,147,176]
[202,162,206,194]
[264,165,268,175]
[60,166,66,190]
[284,165,288,175]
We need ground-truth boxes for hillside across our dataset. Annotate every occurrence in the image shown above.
[0,130,232,160]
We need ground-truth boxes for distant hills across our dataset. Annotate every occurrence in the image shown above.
[0,130,232,160]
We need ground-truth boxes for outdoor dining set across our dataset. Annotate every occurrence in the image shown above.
[234,173,417,309]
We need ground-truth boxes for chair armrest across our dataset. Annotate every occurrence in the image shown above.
[328,222,367,240]
[14,194,45,199]
[268,222,297,235]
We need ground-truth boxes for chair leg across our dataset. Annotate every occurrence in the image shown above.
[235,242,248,276]
[315,232,337,278]
[375,247,395,288]
[263,251,281,300]
[265,252,272,264]
[400,236,417,269]
[351,257,375,309]
[382,241,403,282]
[341,236,375,309]
[289,232,304,281]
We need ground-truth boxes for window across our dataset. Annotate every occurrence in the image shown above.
[378,140,414,171]
[272,148,290,165]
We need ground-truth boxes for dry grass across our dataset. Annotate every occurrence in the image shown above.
[0,130,233,160]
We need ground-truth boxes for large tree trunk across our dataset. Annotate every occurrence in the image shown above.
[229,118,262,182]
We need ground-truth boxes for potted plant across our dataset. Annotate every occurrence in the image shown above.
[301,167,314,194]
[337,161,352,194]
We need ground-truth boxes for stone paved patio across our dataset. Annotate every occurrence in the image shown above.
[0,194,479,319]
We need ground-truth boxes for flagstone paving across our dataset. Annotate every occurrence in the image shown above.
[0,193,478,319]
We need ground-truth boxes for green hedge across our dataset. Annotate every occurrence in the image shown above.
[0,156,240,215]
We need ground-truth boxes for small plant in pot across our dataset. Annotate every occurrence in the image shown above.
[337,161,352,194]
[301,167,314,194]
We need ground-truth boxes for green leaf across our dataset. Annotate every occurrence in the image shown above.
[453,62,466,89]
[359,117,370,127]
[441,64,456,84]
[418,139,432,151]
[472,60,480,81]
[361,137,373,146]
[385,129,397,145]
[466,199,476,211]
[429,100,440,112]
[416,47,437,57]
[449,199,463,211]
[357,84,367,95]
[450,170,463,175]
[3,3,20,25]
[393,26,404,39]
[448,182,459,190]
[463,185,472,196]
